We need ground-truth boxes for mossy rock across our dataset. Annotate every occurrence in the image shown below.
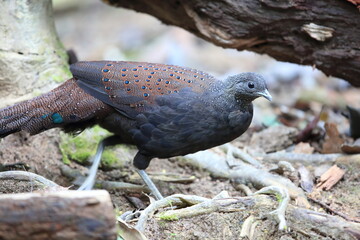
[59,125,136,169]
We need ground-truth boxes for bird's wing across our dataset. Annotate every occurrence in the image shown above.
[71,61,216,119]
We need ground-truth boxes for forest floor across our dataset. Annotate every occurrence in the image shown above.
[0,102,359,239]
[0,0,359,239]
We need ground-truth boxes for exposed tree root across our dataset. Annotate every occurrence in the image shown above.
[0,170,61,189]
[182,144,310,207]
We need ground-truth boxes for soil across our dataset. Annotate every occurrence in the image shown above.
[0,128,359,239]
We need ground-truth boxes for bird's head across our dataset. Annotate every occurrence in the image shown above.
[226,73,272,102]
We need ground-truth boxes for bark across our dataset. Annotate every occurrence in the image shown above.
[103,0,360,86]
[0,0,71,107]
[0,190,116,240]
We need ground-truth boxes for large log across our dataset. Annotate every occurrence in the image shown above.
[0,190,117,240]
[103,0,360,86]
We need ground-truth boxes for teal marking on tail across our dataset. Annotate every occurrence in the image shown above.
[51,113,63,124]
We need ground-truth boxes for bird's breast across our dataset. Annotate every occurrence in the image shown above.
[131,97,253,158]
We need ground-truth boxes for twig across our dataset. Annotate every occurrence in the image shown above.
[233,183,253,196]
[135,194,210,231]
[263,152,342,165]
[157,197,245,220]
[296,114,320,143]
[60,165,149,193]
[308,197,360,223]
[240,215,258,238]
[221,143,262,167]
[254,186,290,230]
[0,170,59,188]
[96,180,149,193]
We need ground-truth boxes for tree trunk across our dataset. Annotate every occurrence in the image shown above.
[103,0,360,86]
[0,0,71,107]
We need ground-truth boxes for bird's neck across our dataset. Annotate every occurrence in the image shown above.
[207,90,252,114]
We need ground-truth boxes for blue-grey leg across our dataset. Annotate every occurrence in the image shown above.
[136,169,163,200]
[77,136,164,200]
[78,136,120,190]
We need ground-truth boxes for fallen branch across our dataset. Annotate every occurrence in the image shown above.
[0,170,60,189]
[0,190,116,240]
[262,152,343,165]
[308,197,360,223]
[135,194,209,231]
[104,0,360,86]
[60,165,149,193]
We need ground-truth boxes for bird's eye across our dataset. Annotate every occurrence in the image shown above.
[248,82,255,89]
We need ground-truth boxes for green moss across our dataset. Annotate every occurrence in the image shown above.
[101,149,122,168]
[61,151,71,165]
[71,150,92,163]
[275,193,283,203]
[59,125,113,164]
[59,125,136,169]
[159,213,179,221]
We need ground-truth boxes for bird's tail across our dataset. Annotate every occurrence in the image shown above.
[0,78,111,138]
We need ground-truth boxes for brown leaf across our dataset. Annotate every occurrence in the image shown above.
[341,138,360,154]
[321,122,345,154]
[316,165,345,191]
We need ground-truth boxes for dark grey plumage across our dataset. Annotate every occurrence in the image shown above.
[1,61,271,171]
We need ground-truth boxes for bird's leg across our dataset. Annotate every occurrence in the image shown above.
[78,135,121,190]
[78,136,164,200]
[133,152,164,200]
[136,169,163,200]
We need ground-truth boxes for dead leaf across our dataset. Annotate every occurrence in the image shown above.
[316,165,345,191]
[293,142,314,154]
[341,138,360,154]
[298,165,314,193]
[321,122,345,154]
[118,218,148,240]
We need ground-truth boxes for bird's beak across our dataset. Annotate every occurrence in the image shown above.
[258,89,272,101]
